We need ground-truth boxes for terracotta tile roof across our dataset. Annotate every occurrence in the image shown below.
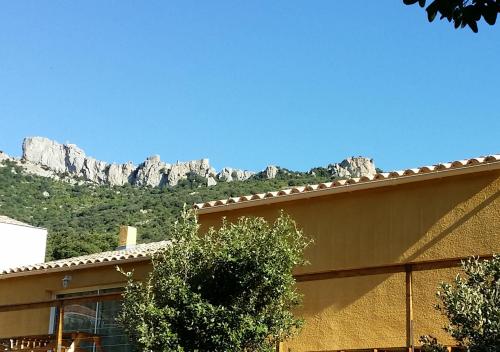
[0,215,43,229]
[0,240,171,278]
[194,154,500,213]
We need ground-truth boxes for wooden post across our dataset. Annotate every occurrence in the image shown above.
[275,341,282,352]
[56,303,64,352]
[406,265,414,352]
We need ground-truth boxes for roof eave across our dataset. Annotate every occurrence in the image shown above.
[195,160,500,215]
[0,220,47,231]
[0,256,151,280]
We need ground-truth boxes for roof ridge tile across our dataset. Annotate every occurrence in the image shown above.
[193,154,500,211]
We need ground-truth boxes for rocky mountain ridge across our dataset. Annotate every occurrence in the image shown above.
[1,137,377,187]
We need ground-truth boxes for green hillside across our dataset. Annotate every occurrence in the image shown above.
[0,160,333,261]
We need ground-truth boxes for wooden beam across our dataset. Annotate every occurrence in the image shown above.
[294,264,403,282]
[0,292,122,313]
[294,254,494,283]
[56,305,64,352]
[405,266,414,352]
[275,341,282,352]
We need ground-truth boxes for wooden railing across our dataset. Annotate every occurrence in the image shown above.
[0,293,121,352]
[0,332,103,352]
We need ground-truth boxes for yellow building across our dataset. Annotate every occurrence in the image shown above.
[0,154,499,351]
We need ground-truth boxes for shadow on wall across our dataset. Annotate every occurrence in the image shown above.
[404,188,499,263]
[293,272,408,349]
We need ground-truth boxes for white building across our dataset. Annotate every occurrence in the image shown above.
[0,215,47,270]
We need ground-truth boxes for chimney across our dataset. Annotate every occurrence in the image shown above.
[118,226,137,250]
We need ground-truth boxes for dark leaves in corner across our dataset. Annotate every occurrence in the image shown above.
[404,0,500,32]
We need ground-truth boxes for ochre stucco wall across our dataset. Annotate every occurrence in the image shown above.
[292,273,407,351]
[412,267,458,344]
[198,170,500,351]
[0,261,151,338]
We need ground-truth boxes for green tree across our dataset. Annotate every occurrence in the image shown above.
[421,255,500,351]
[118,209,310,351]
[404,0,500,32]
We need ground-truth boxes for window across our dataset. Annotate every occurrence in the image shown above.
[52,288,133,352]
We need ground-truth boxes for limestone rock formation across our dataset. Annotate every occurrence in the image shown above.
[64,143,86,174]
[265,165,278,179]
[23,137,67,173]
[207,176,217,187]
[22,137,131,185]
[328,157,376,178]
[19,137,219,188]
[5,137,378,189]
[216,167,233,182]
[135,155,168,187]
[166,159,216,187]
[216,167,255,182]
[108,162,136,186]
[233,169,255,181]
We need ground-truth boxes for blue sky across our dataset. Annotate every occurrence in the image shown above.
[0,1,498,172]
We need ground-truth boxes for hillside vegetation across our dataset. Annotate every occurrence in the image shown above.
[0,160,333,261]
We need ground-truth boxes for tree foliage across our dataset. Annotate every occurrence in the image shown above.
[421,255,500,351]
[118,209,310,352]
[404,0,500,32]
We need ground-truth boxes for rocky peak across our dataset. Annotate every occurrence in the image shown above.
[135,155,169,187]
[20,137,218,187]
[265,165,278,179]
[327,157,376,178]
[216,167,255,182]
[23,137,67,173]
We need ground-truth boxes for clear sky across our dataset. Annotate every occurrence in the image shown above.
[0,1,498,172]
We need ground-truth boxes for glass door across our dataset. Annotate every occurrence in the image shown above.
[95,288,132,352]
[53,288,133,352]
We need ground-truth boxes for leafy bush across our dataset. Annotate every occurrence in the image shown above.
[421,255,500,352]
[419,335,447,352]
[118,209,310,351]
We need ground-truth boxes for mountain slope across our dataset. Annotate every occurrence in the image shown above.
[0,159,333,260]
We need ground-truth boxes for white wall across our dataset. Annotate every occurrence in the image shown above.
[0,223,47,270]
